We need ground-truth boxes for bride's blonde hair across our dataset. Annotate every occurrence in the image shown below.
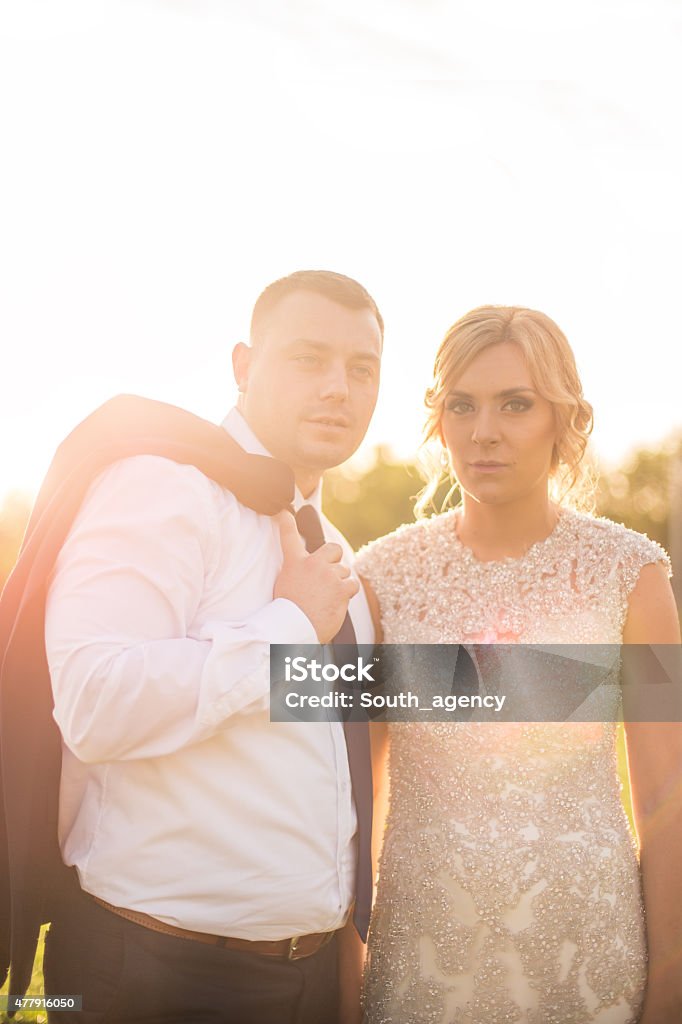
[415,305,595,517]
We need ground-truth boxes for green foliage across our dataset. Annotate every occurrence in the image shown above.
[322,447,420,551]
[323,446,457,552]
[0,925,47,1022]
[596,437,682,548]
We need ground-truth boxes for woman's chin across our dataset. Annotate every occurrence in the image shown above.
[461,478,515,505]
[467,486,548,510]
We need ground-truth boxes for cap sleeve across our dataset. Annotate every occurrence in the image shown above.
[617,530,672,609]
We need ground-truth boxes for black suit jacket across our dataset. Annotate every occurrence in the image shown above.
[0,395,293,995]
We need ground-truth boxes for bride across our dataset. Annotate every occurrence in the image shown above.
[351,306,681,1024]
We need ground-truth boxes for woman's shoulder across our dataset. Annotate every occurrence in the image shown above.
[355,510,456,583]
[560,506,671,579]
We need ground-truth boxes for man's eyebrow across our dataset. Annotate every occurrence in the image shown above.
[286,339,381,361]
[446,386,537,398]
[351,351,381,363]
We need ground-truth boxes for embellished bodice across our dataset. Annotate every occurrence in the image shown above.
[356,506,669,645]
[356,510,671,1024]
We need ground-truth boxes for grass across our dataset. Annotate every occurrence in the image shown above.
[1,925,48,1022]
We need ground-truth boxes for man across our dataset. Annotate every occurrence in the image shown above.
[42,270,383,1023]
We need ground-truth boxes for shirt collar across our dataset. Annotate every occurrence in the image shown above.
[221,407,323,515]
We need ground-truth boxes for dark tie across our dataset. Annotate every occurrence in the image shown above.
[294,504,374,942]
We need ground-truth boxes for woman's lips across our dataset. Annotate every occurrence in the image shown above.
[469,461,509,473]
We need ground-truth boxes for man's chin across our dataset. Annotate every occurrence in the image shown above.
[294,439,358,472]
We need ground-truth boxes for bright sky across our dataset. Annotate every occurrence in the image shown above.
[2,0,681,500]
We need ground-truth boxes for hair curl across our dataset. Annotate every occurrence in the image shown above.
[415,305,595,517]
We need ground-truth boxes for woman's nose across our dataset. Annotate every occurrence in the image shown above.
[471,409,501,445]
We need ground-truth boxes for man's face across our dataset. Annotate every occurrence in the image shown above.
[233,289,382,491]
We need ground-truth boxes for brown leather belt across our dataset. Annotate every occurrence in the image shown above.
[90,895,336,960]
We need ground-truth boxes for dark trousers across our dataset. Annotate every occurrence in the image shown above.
[43,887,339,1024]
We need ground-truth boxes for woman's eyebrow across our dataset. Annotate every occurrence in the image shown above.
[447,386,537,398]
[497,387,537,397]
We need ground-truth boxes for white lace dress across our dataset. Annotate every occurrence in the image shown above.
[356,507,671,1024]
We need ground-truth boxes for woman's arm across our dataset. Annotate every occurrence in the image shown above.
[623,562,682,1024]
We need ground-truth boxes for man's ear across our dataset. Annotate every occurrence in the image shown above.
[232,342,251,394]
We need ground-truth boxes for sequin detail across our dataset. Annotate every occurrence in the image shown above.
[356,508,671,1024]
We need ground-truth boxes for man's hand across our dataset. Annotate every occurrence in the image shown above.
[274,511,359,643]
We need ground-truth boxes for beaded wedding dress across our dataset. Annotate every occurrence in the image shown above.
[356,507,670,1024]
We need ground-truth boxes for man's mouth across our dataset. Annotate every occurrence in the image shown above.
[307,416,350,429]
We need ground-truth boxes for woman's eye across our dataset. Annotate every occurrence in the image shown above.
[446,400,473,414]
[504,399,531,412]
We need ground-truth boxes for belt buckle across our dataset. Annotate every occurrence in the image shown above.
[287,936,304,960]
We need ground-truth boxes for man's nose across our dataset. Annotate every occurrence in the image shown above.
[319,364,350,401]
[471,408,501,445]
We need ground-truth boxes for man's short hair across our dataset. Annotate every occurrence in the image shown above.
[250,270,384,344]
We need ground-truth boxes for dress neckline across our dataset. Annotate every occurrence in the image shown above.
[448,505,571,567]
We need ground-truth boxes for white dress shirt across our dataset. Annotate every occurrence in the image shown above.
[44,407,374,939]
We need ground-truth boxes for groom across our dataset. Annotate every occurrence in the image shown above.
[41,270,383,1023]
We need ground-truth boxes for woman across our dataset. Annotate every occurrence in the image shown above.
[355,307,682,1024]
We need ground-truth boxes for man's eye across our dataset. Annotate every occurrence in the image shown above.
[352,365,374,379]
[293,355,319,366]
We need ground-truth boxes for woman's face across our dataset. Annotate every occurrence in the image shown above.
[439,342,557,506]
